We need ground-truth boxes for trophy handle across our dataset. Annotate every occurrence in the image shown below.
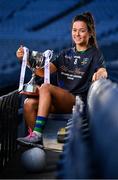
[18,47,29,92]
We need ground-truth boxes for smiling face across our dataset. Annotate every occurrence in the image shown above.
[72,20,91,50]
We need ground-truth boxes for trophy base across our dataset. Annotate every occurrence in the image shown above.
[19,91,39,96]
[19,83,39,96]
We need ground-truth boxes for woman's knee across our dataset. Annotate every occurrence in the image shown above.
[39,83,53,94]
[24,98,38,111]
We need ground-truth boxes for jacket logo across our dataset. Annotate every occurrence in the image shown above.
[81,58,89,65]
[74,59,78,65]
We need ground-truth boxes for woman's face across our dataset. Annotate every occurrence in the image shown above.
[72,20,90,47]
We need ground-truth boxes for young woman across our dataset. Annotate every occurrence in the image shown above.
[16,12,108,147]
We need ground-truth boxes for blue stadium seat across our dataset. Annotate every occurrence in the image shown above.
[88,79,118,178]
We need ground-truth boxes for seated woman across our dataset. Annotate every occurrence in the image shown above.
[16,12,108,148]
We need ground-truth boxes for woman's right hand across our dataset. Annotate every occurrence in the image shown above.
[16,45,24,60]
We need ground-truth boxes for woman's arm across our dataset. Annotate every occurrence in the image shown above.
[16,46,57,77]
[35,62,57,77]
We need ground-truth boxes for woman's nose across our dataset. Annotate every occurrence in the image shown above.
[76,30,80,36]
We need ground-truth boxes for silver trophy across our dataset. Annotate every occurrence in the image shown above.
[18,47,53,96]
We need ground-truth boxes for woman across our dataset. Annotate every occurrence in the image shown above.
[16,12,108,147]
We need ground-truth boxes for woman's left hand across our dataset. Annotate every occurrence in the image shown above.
[92,68,108,82]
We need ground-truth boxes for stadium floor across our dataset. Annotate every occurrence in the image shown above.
[1,147,60,179]
[0,117,68,179]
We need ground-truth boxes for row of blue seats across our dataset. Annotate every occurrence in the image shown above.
[57,79,118,179]
[0,0,118,45]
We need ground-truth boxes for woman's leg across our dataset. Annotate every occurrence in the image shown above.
[17,84,75,146]
[23,97,39,129]
[23,84,75,128]
[37,83,75,117]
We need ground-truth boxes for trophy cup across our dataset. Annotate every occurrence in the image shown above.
[18,47,53,96]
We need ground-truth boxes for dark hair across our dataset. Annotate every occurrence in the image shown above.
[72,12,98,48]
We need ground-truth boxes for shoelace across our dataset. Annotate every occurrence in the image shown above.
[27,128,36,139]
